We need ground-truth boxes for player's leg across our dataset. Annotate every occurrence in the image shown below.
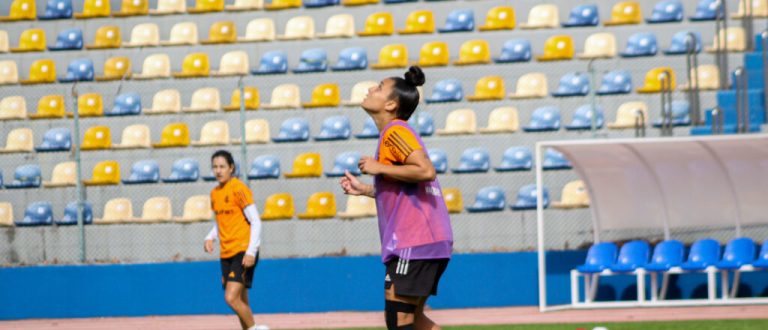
[413,296,439,330]
[225,281,255,329]
[385,283,420,329]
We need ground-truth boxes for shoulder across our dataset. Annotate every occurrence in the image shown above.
[382,122,418,143]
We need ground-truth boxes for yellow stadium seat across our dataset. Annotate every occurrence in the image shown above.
[123,23,160,48]
[144,89,181,114]
[0,128,33,153]
[442,188,463,214]
[133,53,171,80]
[604,1,641,26]
[226,0,263,11]
[509,73,548,99]
[358,12,394,36]
[192,120,230,146]
[138,197,172,223]
[86,25,121,50]
[607,101,648,129]
[681,65,720,91]
[29,95,65,119]
[183,88,220,113]
[303,83,340,108]
[285,153,322,178]
[706,27,747,52]
[11,29,46,53]
[298,192,336,220]
[551,180,590,209]
[231,119,269,144]
[20,59,56,85]
[416,42,449,67]
[173,53,210,78]
[338,195,377,219]
[278,16,315,40]
[201,21,237,44]
[318,14,355,38]
[261,193,295,221]
[95,57,131,81]
[224,87,259,111]
[0,96,26,120]
[174,196,213,223]
[150,0,186,15]
[96,198,134,224]
[536,35,574,62]
[74,0,111,19]
[0,60,19,85]
[239,18,276,42]
[479,6,515,31]
[479,107,519,133]
[436,109,477,135]
[342,0,378,6]
[371,44,408,69]
[454,40,491,65]
[733,0,768,18]
[81,126,111,151]
[114,124,151,149]
[113,0,149,17]
[68,93,103,117]
[83,160,120,186]
[398,10,434,35]
[262,84,301,109]
[577,33,616,59]
[213,51,249,76]
[188,0,224,13]
[153,123,190,148]
[519,4,558,29]
[161,22,198,46]
[637,67,676,94]
[466,76,505,101]
[264,0,301,11]
[43,162,77,188]
[0,30,9,53]
[0,0,36,22]
[342,81,377,106]
[0,203,12,226]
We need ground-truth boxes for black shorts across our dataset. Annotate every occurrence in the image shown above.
[385,257,449,297]
[220,251,258,289]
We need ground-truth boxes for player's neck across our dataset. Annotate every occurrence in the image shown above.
[371,112,398,132]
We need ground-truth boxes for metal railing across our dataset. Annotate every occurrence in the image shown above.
[587,59,599,138]
[711,107,724,135]
[634,109,646,138]
[742,0,755,51]
[685,32,702,125]
[659,71,674,137]
[714,0,730,90]
[734,67,750,133]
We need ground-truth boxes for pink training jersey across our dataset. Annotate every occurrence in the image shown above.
[374,119,454,263]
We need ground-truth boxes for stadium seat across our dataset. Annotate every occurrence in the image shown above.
[338,195,376,219]
[425,149,447,174]
[733,0,768,18]
[452,147,489,173]
[85,25,121,49]
[576,242,618,273]
[293,49,327,73]
[681,64,720,90]
[566,105,605,130]
[637,67,676,93]
[454,40,491,66]
[261,193,294,220]
[144,89,180,114]
[252,51,288,75]
[509,73,548,99]
[604,1,642,26]
[96,56,131,81]
[74,0,110,19]
[201,21,237,44]
[536,35,574,61]
[355,117,379,139]
[139,197,172,223]
[415,42,449,67]
[183,88,220,113]
[562,4,599,27]
[263,84,300,109]
[161,22,198,46]
[0,203,11,226]
[278,16,314,40]
[647,0,684,23]
[511,184,549,210]
[83,160,120,186]
[4,164,41,189]
[645,240,685,272]
[358,12,394,36]
[68,93,103,117]
[162,158,199,183]
[174,196,212,223]
[153,123,190,148]
[303,83,341,109]
[233,119,269,144]
[543,148,571,170]
[680,238,720,271]
[305,0,338,7]
[264,0,301,10]
[706,27,746,52]
[752,241,768,269]
[596,70,632,95]
[78,127,111,152]
[29,95,65,119]
[133,53,171,80]
[372,44,408,69]
[0,128,32,153]
[608,101,648,129]
[551,180,589,209]
[248,155,280,179]
[578,33,616,59]
[0,96,25,119]
[104,92,141,116]
[440,188,463,214]
[654,100,690,127]
[239,18,275,42]
[318,14,355,38]
[113,124,151,149]
[188,0,224,13]
[151,0,185,14]
[342,0,376,6]
[325,152,361,177]
[59,58,94,83]
[479,107,519,133]
[610,240,650,273]
[552,72,589,97]
[0,31,8,53]
[410,112,434,136]
[315,116,351,141]
[298,192,336,219]
[332,47,368,71]
[494,39,531,63]
[399,10,434,35]
[620,32,658,57]
[523,106,560,132]
[16,202,53,226]
[665,30,702,55]
[519,4,558,29]
[0,61,18,85]
[11,28,46,53]
[192,120,230,146]
[344,81,376,106]
[437,109,477,135]
[173,53,210,78]
[0,0,36,21]
[122,160,160,184]
[479,6,515,31]
[112,0,148,16]
[49,28,83,51]
[285,153,322,178]
[495,146,532,172]
[273,117,310,142]
[96,198,134,224]
[466,76,504,101]
[36,128,71,152]
[224,87,259,111]
[39,0,73,20]
[226,0,262,11]
[466,186,505,212]
[690,0,721,21]
[716,237,756,270]
[438,9,474,33]
[20,59,55,85]
[425,79,462,103]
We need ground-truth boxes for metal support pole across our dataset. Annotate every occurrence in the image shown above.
[686,32,701,125]
[238,77,249,186]
[587,59,598,138]
[71,82,86,262]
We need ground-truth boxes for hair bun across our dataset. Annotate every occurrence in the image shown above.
[404,66,425,87]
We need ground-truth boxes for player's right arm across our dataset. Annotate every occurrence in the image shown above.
[340,170,375,198]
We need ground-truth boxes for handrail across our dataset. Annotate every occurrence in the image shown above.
[587,59,599,138]
[660,71,674,136]
[715,0,730,90]
[685,32,702,125]
[734,67,750,133]
[711,106,724,134]
[743,0,754,51]
[634,109,646,138]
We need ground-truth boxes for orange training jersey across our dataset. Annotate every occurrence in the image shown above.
[211,177,254,258]
[378,120,423,167]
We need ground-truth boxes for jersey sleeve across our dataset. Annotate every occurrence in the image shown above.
[381,125,423,164]
[233,181,255,210]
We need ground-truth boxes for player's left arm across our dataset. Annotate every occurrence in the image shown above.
[359,150,436,183]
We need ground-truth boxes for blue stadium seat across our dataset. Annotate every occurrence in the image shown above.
[596,70,633,95]
[646,0,684,23]
[565,105,605,130]
[428,149,448,174]
[620,33,658,57]
[248,155,281,179]
[645,240,685,272]
[689,0,721,21]
[552,72,590,97]
[495,146,532,172]
[104,92,141,116]
[39,0,73,20]
[680,238,720,271]
[59,58,94,83]
[5,164,41,189]
[56,201,93,225]
[753,240,768,269]
[425,79,463,103]
[438,9,474,33]
[511,184,549,210]
[325,151,361,177]
[562,4,599,27]
[576,242,618,273]
[331,47,367,71]
[466,186,506,212]
[273,117,310,143]
[16,202,53,226]
[315,115,351,141]
[409,112,434,136]
[543,148,572,170]
[452,147,490,173]
[304,0,338,8]
[654,100,691,127]
[664,30,702,55]
[523,106,560,132]
[293,48,328,74]
[162,158,200,183]
[35,127,71,152]
[385,0,417,3]
[610,240,650,272]
[122,160,160,184]
[716,237,756,270]
[202,162,240,181]
[355,117,379,139]
[252,51,288,75]
[49,28,83,51]
[493,39,532,63]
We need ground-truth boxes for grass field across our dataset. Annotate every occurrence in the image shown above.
[329,319,768,330]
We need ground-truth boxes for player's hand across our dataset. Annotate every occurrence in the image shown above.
[242,254,256,268]
[340,171,367,196]
[204,239,214,254]
[358,156,383,175]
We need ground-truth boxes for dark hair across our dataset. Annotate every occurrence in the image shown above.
[388,66,425,121]
[211,150,235,173]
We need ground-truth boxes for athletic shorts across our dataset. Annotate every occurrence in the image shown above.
[385,257,449,297]
[220,251,258,289]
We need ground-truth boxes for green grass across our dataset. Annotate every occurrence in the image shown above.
[312,319,768,330]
